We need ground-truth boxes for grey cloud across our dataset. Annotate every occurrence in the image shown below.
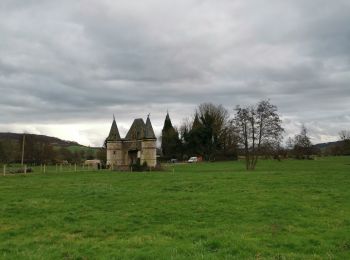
[0,0,349,145]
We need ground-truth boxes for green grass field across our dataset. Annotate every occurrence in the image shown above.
[1,157,349,259]
[52,145,98,156]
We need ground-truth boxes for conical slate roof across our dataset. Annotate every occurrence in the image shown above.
[145,116,156,139]
[107,118,121,141]
[192,112,202,129]
[124,116,156,140]
[125,118,145,140]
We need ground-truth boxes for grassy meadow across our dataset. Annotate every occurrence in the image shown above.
[0,157,349,259]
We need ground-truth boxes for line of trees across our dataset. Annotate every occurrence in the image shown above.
[0,135,97,165]
[321,130,350,156]
[1,101,348,170]
[338,130,350,155]
[162,103,238,162]
[161,100,285,170]
[161,100,350,170]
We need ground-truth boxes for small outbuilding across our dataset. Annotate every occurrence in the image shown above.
[84,159,102,169]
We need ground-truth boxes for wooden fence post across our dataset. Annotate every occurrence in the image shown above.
[75,164,77,172]
[24,165,27,175]
[43,164,46,174]
[3,165,6,176]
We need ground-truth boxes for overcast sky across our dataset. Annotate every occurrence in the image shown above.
[0,0,349,146]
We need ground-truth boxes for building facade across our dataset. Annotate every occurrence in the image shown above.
[106,116,157,169]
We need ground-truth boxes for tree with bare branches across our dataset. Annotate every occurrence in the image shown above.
[292,125,313,159]
[339,130,350,155]
[234,100,283,170]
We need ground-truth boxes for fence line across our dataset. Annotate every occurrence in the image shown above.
[0,163,104,176]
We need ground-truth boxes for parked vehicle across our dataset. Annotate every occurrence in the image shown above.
[188,157,198,163]
[169,159,178,163]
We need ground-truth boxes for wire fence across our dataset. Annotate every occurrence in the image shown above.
[1,163,106,176]
[1,162,170,176]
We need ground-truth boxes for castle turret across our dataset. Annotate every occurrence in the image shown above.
[144,115,156,139]
[141,115,157,167]
[107,116,121,141]
[106,117,123,168]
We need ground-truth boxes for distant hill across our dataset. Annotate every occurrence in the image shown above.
[0,132,81,146]
[0,132,101,153]
[313,141,342,150]
[0,132,102,163]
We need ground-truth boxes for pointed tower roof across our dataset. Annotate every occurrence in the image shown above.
[162,111,173,132]
[125,118,145,140]
[107,117,121,141]
[192,112,202,129]
[145,115,156,139]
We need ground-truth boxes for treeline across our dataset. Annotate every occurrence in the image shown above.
[321,130,350,156]
[286,127,350,158]
[1,101,349,169]
[161,103,238,161]
[0,133,79,146]
[161,101,286,165]
[0,134,102,165]
[161,101,350,166]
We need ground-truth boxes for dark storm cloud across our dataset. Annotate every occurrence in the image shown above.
[0,0,350,145]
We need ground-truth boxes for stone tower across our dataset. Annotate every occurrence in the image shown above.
[106,115,157,169]
[106,117,123,168]
[141,116,157,167]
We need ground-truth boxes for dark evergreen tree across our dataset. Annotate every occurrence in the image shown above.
[180,104,238,161]
[186,112,206,158]
[161,112,181,159]
[192,103,235,161]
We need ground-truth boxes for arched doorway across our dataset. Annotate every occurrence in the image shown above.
[128,149,140,165]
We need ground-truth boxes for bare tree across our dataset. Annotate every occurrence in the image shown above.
[234,100,284,170]
[293,125,313,159]
[339,130,350,155]
[339,130,350,141]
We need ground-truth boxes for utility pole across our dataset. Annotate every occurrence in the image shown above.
[21,133,25,166]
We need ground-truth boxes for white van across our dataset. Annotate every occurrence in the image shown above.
[188,157,198,163]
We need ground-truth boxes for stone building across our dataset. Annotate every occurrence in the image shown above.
[106,116,157,169]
